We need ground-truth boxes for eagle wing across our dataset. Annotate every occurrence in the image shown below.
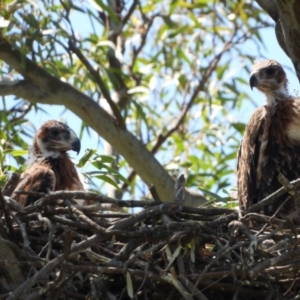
[12,164,56,206]
[237,105,270,210]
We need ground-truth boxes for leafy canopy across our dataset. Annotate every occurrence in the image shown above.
[0,0,269,202]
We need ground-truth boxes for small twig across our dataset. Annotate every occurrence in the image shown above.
[277,173,300,202]
[37,214,55,260]
[228,220,257,259]
[174,174,186,206]
[107,203,179,231]
[270,197,290,220]
[12,214,36,256]
[178,274,209,300]
[64,199,106,233]
[68,40,125,129]
[0,188,15,239]
[122,0,138,28]
[62,230,73,262]
[149,185,162,203]
[133,264,149,298]
[18,190,153,214]
[154,265,193,300]
[2,173,20,196]
[249,247,300,278]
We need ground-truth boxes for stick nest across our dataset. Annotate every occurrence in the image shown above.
[1,175,300,300]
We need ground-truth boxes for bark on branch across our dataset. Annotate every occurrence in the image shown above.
[255,0,300,81]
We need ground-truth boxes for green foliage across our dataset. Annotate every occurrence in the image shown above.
[0,0,270,200]
[78,149,129,190]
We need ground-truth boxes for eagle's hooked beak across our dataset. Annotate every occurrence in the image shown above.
[71,137,81,155]
[249,74,258,90]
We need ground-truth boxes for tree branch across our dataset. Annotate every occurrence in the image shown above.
[0,37,206,206]
[68,40,126,129]
[255,0,300,80]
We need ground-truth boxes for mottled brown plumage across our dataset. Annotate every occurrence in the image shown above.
[12,120,84,206]
[238,60,300,221]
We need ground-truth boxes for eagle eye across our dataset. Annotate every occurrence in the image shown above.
[50,128,59,136]
[265,67,277,76]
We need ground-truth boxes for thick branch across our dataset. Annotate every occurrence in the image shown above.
[255,0,300,80]
[0,37,206,206]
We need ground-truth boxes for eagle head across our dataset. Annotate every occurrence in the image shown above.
[249,60,288,94]
[32,120,81,158]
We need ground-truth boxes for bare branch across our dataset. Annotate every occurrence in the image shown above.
[68,40,126,129]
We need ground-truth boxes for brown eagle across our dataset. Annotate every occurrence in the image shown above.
[12,120,84,206]
[237,60,300,221]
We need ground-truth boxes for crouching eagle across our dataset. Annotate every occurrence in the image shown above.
[238,60,300,221]
[12,120,84,206]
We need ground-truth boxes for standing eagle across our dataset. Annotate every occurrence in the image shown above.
[12,120,84,206]
[237,60,300,221]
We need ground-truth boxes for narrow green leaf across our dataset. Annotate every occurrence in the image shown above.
[126,272,134,298]
[4,149,28,157]
[77,149,97,168]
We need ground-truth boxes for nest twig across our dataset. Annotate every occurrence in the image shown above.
[1,176,300,299]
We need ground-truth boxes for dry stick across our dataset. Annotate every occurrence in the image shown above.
[161,176,189,297]
[62,231,73,262]
[107,203,180,231]
[198,279,268,298]
[124,240,169,269]
[0,188,15,239]
[105,222,217,239]
[12,214,36,257]
[49,215,96,231]
[178,274,209,300]
[233,283,243,300]
[6,179,300,298]
[0,237,46,265]
[188,270,235,281]
[269,197,290,221]
[68,40,125,129]
[249,247,300,278]
[0,260,34,267]
[154,265,193,300]
[207,178,300,229]
[149,185,161,203]
[149,186,172,225]
[192,239,251,290]
[45,206,127,217]
[63,261,205,300]
[7,232,105,300]
[2,173,20,196]
[52,202,119,213]
[241,213,275,226]
[48,272,78,299]
[13,191,45,198]
[4,196,24,213]
[228,220,257,257]
[265,282,275,300]
[64,199,106,233]
[133,264,149,298]
[14,190,153,214]
[277,173,300,202]
[37,214,54,260]
[174,174,186,206]
[14,190,235,216]
[176,252,186,275]
[282,279,297,298]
